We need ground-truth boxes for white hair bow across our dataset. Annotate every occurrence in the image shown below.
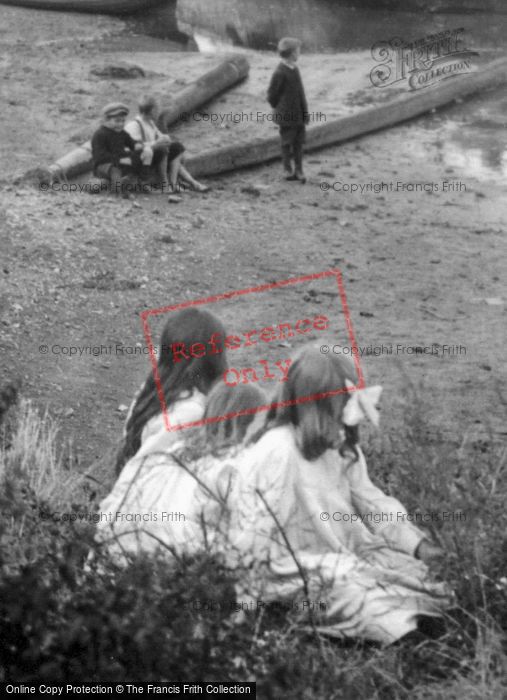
[342,380,382,427]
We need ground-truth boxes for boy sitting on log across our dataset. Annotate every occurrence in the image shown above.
[91,103,143,199]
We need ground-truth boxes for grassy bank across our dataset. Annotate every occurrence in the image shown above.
[1,389,506,698]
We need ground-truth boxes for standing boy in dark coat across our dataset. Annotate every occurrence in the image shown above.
[91,102,143,198]
[267,37,309,183]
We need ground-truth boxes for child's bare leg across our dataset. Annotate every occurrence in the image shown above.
[293,143,306,183]
[151,143,170,192]
[293,126,306,182]
[168,154,184,191]
[281,144,293,176]
[157,152,169,192]
[178,164,209,191]
[176,155,209,192]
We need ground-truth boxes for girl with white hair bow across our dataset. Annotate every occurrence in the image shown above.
[225,344,453,645]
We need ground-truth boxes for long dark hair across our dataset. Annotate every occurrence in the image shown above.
[251,345,359,461]
[116,308,227,472]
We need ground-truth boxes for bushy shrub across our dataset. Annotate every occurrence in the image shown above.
[0,547,240,682]
[1,393,506,697]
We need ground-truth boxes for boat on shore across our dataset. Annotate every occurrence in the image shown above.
[0,0,165,14]
[2,0,505,22]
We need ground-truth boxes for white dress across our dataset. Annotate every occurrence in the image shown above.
[124,116,164,166]
[226,425,454,644]
[95,390,210,561]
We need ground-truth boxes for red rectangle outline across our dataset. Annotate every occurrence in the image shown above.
[141,269,366,432]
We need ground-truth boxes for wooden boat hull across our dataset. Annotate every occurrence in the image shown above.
[4,0,503,20]
[0,0,165,14]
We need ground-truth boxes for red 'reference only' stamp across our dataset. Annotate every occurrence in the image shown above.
[140,269,365,432]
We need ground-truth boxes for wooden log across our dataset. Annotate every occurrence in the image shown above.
[39,54,249,183]
[185,55,507,178]
[0,0,164,13]
[158,55,250,132]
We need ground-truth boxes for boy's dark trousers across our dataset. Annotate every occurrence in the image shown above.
[280,125,305,177]
[95,153,143,197]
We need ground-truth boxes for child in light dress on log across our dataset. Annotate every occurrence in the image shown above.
[124,95,210,199]
[225,344,453,644]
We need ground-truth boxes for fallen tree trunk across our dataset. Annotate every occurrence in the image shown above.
[158,55,250,132]
[38,54,249,183]
[185,55,507,177]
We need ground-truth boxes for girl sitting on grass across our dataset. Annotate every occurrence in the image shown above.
[96,378,265,562]
[167,381,266,554]
[97,308,227,558]
[116,307,227,472]
[226,344,453,645]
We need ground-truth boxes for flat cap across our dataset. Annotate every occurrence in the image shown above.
[277,37,301,54]
[101,102,129,118]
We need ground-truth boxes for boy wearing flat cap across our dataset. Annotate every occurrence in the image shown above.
[91,102,143,198]
[267,37,309,183]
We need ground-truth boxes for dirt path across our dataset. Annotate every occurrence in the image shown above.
[1,7,506,491]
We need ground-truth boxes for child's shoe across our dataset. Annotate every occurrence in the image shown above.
[191,182,211,193]
[286,172,305,183]
[119,174,135,198]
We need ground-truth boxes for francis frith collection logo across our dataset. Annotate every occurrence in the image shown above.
[370,28,477,90]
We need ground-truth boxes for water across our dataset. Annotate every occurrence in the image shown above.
[173,0,507,52]
[130,0,507,183]
[126,2,191,46]
[422,92,507,182]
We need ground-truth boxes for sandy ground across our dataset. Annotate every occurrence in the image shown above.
[1,7,506,489]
